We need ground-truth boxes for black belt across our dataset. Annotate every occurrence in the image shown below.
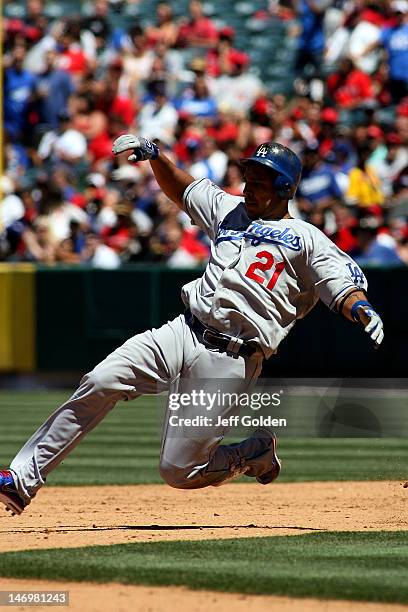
[185,309,259,359]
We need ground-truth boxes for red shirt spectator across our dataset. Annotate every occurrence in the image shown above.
[94,83,136,128]
[177,0,218,47]
[205,27,248,77]
[56,20,89,77]
[206,47,247,77]
[328,59,374,109]
[58,47,87,75]
[88,131,113,162]
[180,227,209,260]
[206,115,239,145]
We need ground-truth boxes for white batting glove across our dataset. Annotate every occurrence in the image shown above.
[358,306,384,348]
[112,135,159,163]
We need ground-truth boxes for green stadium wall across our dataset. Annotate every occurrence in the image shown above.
[0,264,406,376]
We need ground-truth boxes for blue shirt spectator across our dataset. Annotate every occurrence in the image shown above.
[297,147,343,212]
[298,165,343,201]
[298,0,329,53]
[354,235,404,266]
[176,75,218,118]
[294,0,331,76]
[4,47,37,140]
[35,51,75,130]
[375,3,408,102]
[379,23,408,83]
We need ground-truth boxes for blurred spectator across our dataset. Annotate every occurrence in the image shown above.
[121,25,154,86]
[188,136,228,183]
[55,218,86,264]
[330,203,359,253]
[366,125,386,163]
[296,144,343,216]
[348,4,385,74]
[34,50,75,131]
[56,19,92,79]
[1,177,25,229]
[139,82,178,145]
[81,0,111,55]
[346,144,385,209]
[327,58,374,110]
[294,0,331,77]
[82,232,121,268]
[359,0,408,103]
[214,53,263,114]
[177,0,218,48]
[93,66,136,128]
[24,0,48,37]
[392,165,408,207]
[352,218,404,265]
[45,191,88,243]
[37,109,87,166]
[149,219,207,267]
[223,161,244,196]
[146,2,179,48]
[153,41,185,94]
[21,216,56,264]
[371,60,392,107]
[50,167,80,203]
[206,27,246,77]
[4,45,37,142]
[100,201,140,257]
[177,74,218,118]
[92,187,120,234]
[369,132,408,196]
[3,130,30,184]
[206,109,239,148]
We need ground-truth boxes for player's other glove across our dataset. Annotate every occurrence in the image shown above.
[351,301,384,348]
[112,135,159,163]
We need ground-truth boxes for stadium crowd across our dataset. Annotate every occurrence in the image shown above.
[2,0,408,268]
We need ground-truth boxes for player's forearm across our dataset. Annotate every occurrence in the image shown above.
[336,289,368,322]
[336,289,384,347]
[150,152,195,209]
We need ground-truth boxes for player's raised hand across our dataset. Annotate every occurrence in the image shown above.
[112,135,159,163]
[358,306,384,348]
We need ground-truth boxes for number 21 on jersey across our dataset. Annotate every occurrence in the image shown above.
[245,250,285,291]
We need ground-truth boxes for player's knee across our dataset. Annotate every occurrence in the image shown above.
[159,460,193,489]
[81,366,119,395]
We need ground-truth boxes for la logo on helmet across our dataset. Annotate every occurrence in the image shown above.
[256,146,269,158]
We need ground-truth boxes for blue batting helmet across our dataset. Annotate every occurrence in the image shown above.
[241,142,302,200]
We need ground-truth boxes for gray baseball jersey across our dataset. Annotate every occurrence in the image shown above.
[182,178,367,358]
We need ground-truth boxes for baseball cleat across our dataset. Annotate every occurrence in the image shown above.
[251,428,282,485]
[0,470,26,515]
[211,458,249,487]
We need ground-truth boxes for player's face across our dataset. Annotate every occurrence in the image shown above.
[242,163,283,219]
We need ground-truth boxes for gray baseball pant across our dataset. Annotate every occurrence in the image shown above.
[10,314,265,505]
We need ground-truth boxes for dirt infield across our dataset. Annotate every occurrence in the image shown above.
[0,578,407,612]
[0,480,407,552]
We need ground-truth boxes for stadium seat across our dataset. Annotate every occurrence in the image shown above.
[4,3,25,17]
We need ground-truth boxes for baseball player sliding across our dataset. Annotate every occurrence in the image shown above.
[0,138,384,515]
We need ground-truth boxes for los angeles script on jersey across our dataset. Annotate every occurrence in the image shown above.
[215,221,302,251]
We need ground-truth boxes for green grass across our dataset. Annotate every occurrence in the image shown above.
[0,532,407,603]
[0,391,407,485]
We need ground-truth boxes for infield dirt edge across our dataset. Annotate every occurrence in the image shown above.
[0,480,407,553]
[0,578,407,612]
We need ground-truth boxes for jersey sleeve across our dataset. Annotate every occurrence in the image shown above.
[308,231,368,310]
[182,178,239,241]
